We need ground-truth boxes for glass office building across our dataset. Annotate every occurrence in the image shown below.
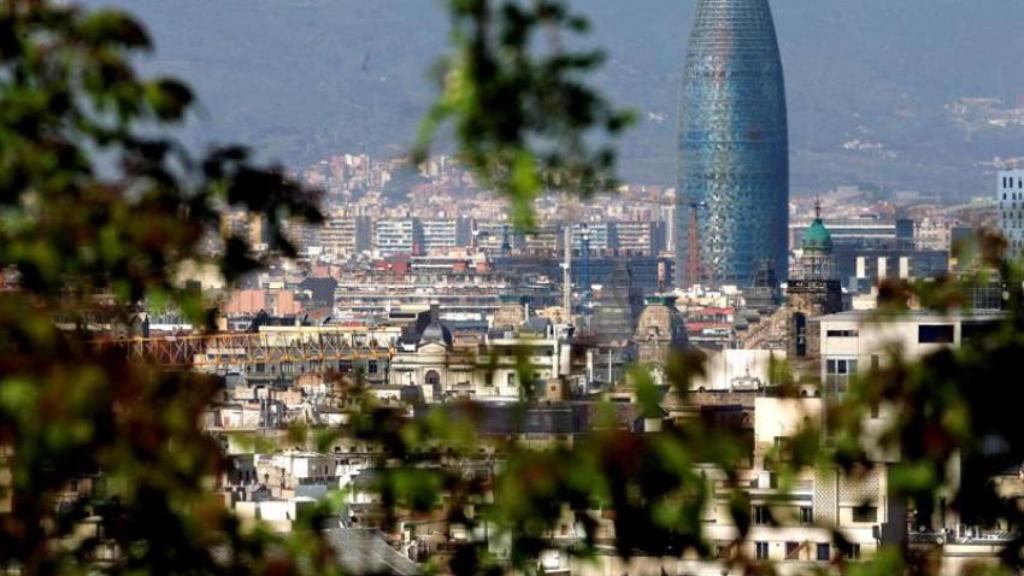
[675,0,789,287]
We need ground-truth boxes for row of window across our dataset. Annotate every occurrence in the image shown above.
[824,325,955,351]
[252,360,378,374]
[752,505,814,525]
[752,504,877,526]
[1001,176,1023,189]
[754,541,861,561]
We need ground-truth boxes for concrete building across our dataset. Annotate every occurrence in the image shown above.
[473,221,513,255]
[788,218,899,253]
[389,308,575,403]
[786,208,844,361]
[690,349,785,392]
[846,251,949,293]
[818,310,1001,397]
[570,222,613,253]
[321,214,373,257]
[613,221,666,256]
[608,396,896,576]
[491,255,672,298]
[421,218,472,253]
[999,169,1024,256]
[375,219,424,256]
[519,224,563,256]
[634,295,688,383]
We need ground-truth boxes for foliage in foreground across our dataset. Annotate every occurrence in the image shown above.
[0,1,333,573]
[2,1,1024,576]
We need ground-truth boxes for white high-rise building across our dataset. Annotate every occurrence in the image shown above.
[999,170,1024,256]
[321,214,372,257]
[421,218,472,253]
[570,222,612,252]
[375,219,424,257]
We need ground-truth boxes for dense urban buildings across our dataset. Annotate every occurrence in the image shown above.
[14,2,1024,574]
[21,114,1017,576]
[675,0,789,288]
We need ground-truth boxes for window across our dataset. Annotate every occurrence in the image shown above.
[918,324,954,344]
[506,373,515,386]
[800,506,813,525]
[826,329,858,338]
[785,541,801,560]
[846,543,861,560]
[714,541,731,559]
[425,370,440,387]
[755,542,769,560]
[793,312,807,357]
[816,543,831,562]
[772,436,793,464]
[753,505,770,525]
[962,321,996,342]
[852,505,878,523]
[825,358,857,394]
[367,361,378,374]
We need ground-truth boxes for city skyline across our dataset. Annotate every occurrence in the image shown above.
[2,3,1022,576]
[87,0,1024,200]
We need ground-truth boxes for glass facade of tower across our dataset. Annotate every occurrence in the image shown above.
[675,0,789,287]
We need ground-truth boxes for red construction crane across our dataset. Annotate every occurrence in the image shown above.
[686,200,706,288]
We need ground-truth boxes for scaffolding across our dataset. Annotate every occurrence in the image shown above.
[99,332,393,371]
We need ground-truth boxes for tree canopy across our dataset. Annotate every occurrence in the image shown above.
[1,2,1023,576]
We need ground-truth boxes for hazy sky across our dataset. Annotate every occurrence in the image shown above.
[85,1,1024,197]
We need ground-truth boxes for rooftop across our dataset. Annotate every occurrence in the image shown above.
[819,309,1006,323]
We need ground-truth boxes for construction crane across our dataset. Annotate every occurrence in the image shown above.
[558,194,584,322]
[580,224,592,314]
[686,199,707,288]
[562,225,572,319]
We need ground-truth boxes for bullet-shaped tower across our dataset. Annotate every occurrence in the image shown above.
[675,0,789,288]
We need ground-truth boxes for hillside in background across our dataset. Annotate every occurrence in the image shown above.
[88,0,1024,199]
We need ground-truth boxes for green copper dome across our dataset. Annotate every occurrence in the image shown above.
[802,218,832,253]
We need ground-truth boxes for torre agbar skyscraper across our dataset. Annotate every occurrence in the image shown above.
[675,0,789,288]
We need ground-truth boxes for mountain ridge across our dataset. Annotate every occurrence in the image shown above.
[86,0,1024,199]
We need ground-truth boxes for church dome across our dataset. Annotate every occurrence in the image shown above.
[419,304,453,349]
[420,319,453,348]
[635,296,688,349]
[802,217,832,253]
